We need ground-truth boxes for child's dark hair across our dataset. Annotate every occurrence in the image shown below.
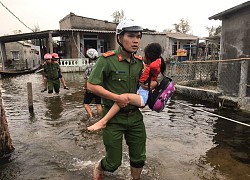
[144,43,166,74]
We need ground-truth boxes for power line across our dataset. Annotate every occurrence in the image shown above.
[0,0,33,32]
[173,101,250,128]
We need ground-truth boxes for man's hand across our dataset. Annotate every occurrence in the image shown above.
[150,81,158,90]
[82,88,87,95]
[140,81,158,90]
[115,94,129,108]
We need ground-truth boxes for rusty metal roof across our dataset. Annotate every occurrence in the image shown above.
[209,1,250,20]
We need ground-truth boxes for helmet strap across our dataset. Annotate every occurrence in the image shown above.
[117,35,134,54]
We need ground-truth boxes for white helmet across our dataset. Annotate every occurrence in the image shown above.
[86,48,98,59]
[116,19,143,35]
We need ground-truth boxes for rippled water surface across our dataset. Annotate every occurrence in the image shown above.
[0,72,250,180]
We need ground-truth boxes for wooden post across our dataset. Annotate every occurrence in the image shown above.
[27,82,34,111]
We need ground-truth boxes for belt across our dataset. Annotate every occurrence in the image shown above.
[119,108,137,114]
[104,105,137,115]
[48,77,59,81]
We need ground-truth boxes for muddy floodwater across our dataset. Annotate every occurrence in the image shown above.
[0,72,250,180]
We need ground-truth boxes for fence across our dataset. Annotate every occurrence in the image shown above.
[167,58,250,99]
[59,58,89,72]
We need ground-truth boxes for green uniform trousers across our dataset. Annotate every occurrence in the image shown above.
[48,79,60,93]
[101,107,146,172]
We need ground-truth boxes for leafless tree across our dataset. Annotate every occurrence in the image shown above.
[111,10,125,23]
[162,28,175,33]
[13,30,22,34]
[31,25,41,45]
[206,25,221,37]
[173,18,191,34]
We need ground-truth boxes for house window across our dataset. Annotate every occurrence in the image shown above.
[83,34,97,39]
[100,40,104,53]
[11,51,20,60]
[172,42,180,55]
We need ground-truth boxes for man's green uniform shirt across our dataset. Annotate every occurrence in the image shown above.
[44,63,60,80]
[88,48,143,110]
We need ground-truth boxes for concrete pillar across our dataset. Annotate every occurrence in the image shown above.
[0,42,7,71]
[239,59,249,98]
[39,38,43,62]
[45,38,49,53]
[48,32,53,53]
[76,32,81,58]
[238,59,249,111]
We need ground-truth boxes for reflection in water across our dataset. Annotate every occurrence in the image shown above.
[204,109,250,179]
[0,73,250,180]
[44,96,63,120]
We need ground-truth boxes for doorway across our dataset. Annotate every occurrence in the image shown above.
[83,40,97,57]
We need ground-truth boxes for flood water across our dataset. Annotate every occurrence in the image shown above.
[0,72,250,180]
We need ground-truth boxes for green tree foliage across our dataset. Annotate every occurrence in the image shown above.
[111,10,125,23]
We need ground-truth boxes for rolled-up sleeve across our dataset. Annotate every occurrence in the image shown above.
[88,57,108,86]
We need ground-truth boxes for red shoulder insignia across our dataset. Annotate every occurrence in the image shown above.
[134,54,143,60]
[118,54,123,61]
[102,51,116,58]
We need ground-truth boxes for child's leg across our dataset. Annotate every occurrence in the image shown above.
[96,104,102,116]
[87,102,120,131]
[95,95,102,116]
[87,93,142,131]
[84,104,94,118]
[84,92,94,118]
[41,78,48,92]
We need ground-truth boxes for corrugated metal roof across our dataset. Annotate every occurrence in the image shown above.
[17,41,33,47]
[205,35,220,41]
[209,1,250,20]
[166,32,199,40]
[59,29,115,33]
[143,31,166,35]
[61,29,167,35]
[0,29,199,43]
[0,29,116,43]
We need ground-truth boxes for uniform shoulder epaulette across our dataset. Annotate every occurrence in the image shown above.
[102,51,116,58]
[134,54,143,60]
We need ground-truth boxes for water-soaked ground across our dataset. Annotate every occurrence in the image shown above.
[0,72,250,180]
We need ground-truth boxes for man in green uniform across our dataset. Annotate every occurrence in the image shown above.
[43,53,61,94]
[87,20,150,180]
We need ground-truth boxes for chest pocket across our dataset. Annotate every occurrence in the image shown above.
[111,73,128,93]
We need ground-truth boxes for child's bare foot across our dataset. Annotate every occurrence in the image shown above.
[87,121,106,131]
